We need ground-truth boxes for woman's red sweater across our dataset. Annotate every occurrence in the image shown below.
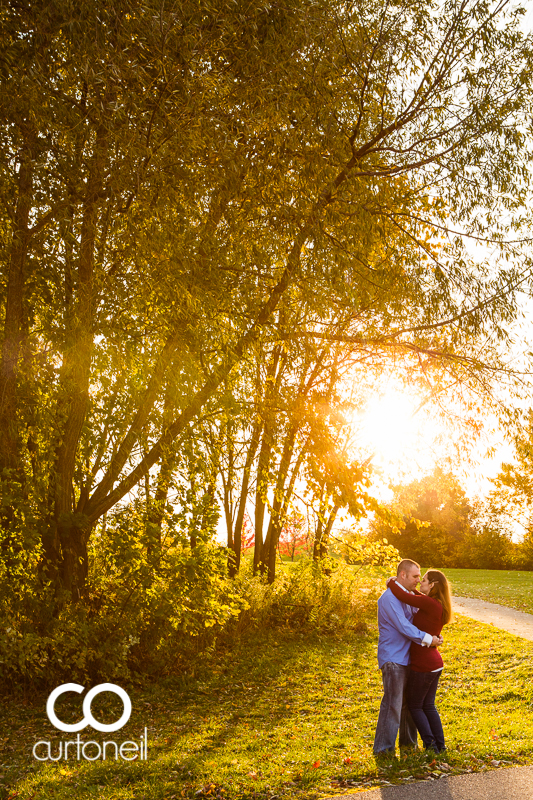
[388,580,444,672]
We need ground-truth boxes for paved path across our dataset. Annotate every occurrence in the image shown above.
[328,765,533,799]
[452,595,533,641]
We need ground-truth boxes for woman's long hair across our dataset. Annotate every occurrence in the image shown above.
[426,569,452,624]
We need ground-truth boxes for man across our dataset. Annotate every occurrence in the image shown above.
[373,558,443,756]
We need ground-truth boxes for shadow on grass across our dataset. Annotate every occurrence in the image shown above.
[0,626,378,800]
[172,627,377,764]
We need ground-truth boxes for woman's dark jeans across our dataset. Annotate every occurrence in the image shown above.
[406,669,445,752]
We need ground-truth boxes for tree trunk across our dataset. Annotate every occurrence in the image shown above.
[254,425,272,575]
[145,389,180,563]
[222,471,234,552]
[262,423,300,583]
[57,517,91,599]
[313,501,340,571]
[261,349,331,581]
[229,419,261,577]
[269,440,308,578]
[45,124,108,598]
[146,451,174,562]
[253,345,283,574]
[313,486,327,564]
[0,134,34,478]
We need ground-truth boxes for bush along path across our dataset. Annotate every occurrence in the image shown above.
[2,616,533,800]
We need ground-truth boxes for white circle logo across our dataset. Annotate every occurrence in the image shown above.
[46,683,132,733]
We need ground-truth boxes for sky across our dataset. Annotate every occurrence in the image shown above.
[350,0,533,509]
[353,381,516,503]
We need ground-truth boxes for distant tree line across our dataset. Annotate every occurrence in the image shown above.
[368,467,533,571]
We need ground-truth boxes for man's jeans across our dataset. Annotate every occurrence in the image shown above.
[373,662,418,754]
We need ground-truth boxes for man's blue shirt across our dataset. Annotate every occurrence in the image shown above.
[377,586,430,668]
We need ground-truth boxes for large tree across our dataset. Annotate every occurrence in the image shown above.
[369,467,477,566]
[1,0,533,597]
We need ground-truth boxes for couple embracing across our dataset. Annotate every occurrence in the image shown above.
[373,559,452,756]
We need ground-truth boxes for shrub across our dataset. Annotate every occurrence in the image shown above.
[232,556,384,634]
[0,506,246,687]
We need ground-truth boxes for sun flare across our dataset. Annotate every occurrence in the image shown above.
[348,380,507,499]
[350,387,446,488]
[360,392,421,464]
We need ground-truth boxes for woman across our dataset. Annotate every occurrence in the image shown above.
[387,569,452,753]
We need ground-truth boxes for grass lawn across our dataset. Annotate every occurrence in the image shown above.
[2,613,533,800]
[444,568,533,613]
